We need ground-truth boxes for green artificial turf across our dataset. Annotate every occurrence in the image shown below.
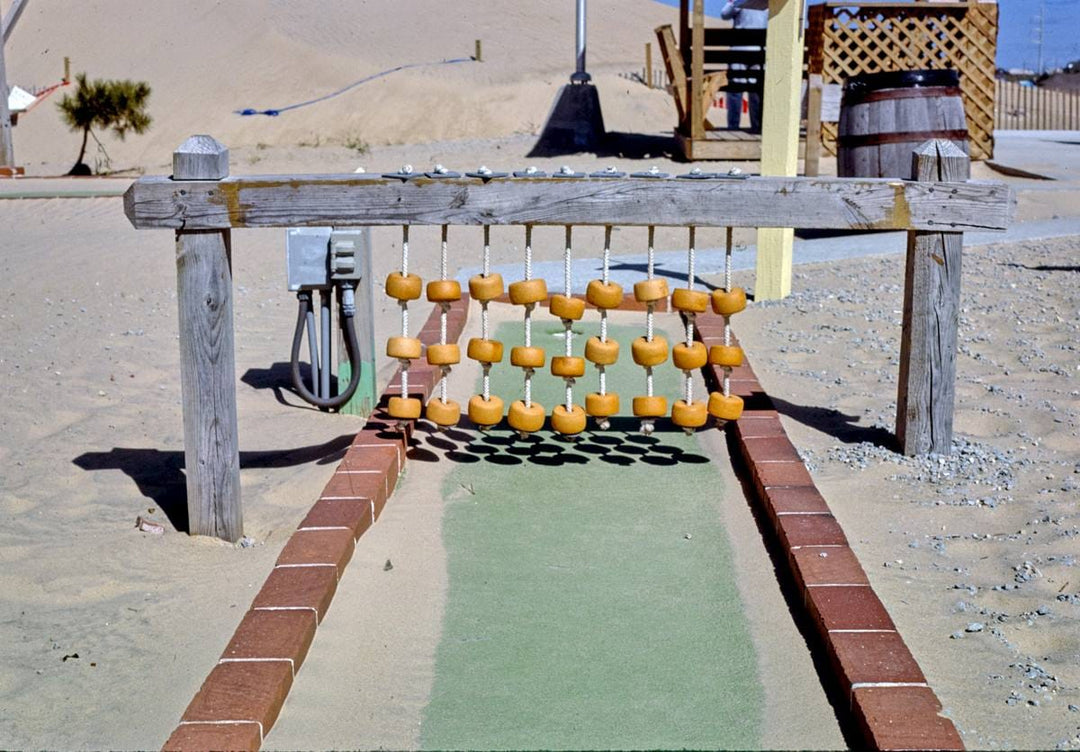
[420,320,763,750]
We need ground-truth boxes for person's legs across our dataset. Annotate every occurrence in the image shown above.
[726,91,743,129]
[748,91,762,132]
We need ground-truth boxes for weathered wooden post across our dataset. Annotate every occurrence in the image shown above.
[173,135,242,540]
[896,139,969,456]
[804,73,823,177]
[688,0,705,143]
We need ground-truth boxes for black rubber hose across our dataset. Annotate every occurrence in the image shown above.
[290,291,363,410]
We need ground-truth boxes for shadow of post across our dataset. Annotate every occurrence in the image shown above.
[72,434,356,534]
[240,361,335,411]
[768,395,897,450]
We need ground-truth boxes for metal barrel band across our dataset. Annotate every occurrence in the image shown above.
[842,86,964,107]
[836,129,970,149]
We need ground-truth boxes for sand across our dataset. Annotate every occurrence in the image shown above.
[1,1,1078,749]
[5,0,676,176]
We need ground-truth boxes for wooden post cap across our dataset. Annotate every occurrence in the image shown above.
[173,135,229,180]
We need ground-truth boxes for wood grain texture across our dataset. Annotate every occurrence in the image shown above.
[805,74,824,177]
[674,128,805,161]
[656,24,691,124]
[645,42,653,89]
[174,135,229,181]
[173,137,241,540]
[896,140,968,456]
[176,228,242,540]
[689,0,706,140]
[124,173,1013,232]
[838,84,968,180]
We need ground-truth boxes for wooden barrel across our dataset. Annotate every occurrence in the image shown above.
[837,70,969,179]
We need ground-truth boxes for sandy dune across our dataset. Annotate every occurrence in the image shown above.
[7,0,674,174]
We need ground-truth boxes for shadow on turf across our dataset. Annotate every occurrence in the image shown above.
[403,416,712,467]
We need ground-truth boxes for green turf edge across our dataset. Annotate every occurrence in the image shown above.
[420,321,764,751]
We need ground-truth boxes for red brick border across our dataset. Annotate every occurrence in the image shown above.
[162,297,467,752]
[696,323,965,752]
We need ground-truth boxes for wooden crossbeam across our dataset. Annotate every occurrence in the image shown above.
[123,173,1014,233]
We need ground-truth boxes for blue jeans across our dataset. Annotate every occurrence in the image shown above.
[726,91,762,131]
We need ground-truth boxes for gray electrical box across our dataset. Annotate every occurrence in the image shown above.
[287,227,371,290]
[284,225,377,418]
[286,227,334,292]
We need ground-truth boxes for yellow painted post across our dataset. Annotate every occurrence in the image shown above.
[755,0,805,300]
[689,0,706,141]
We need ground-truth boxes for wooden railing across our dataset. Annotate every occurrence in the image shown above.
[995,80,1080,131]
[124,136,1013,540]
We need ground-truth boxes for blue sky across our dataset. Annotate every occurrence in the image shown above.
[653,0,1080,71]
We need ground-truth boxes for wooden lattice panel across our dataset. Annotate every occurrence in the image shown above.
[807,2,997,161]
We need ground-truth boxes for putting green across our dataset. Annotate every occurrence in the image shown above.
[420,321,763,750]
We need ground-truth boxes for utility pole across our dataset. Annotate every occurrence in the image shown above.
[1035,0,1046,73]
[0,0,30,169]
[527,0,605,155]
[0,26,12,167]
[571,0,590,83]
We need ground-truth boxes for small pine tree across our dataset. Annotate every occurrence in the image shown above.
[56,74,152,174]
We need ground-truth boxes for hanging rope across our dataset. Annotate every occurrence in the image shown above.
[523,225,534,409]
[236,57,474,116]
[645,225,656,398]
[481,225,491,402]
[563,226,574,411]
[400,225,410,400]
[439,224,450,404]
[724,226,732,398]
[599,226,612,397]
[684,226,696,406]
